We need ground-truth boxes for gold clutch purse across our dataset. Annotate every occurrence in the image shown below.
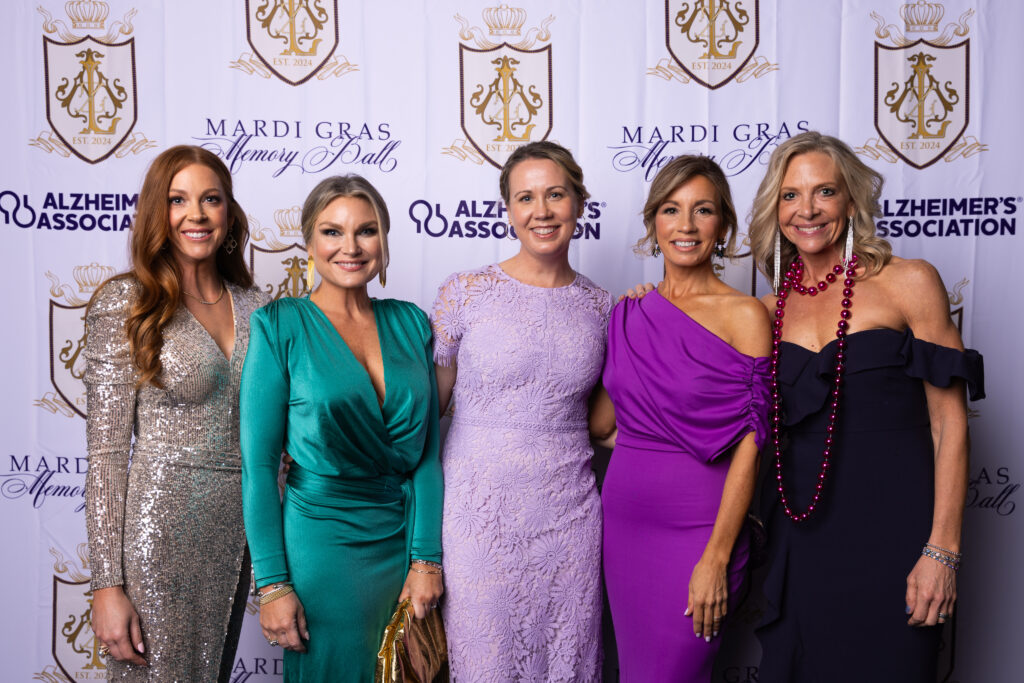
[375,598,449,683]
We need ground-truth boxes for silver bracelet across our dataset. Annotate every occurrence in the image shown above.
[921,547,960,572]
[411,559,443,570]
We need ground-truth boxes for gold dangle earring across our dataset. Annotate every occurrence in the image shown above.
[306,256,316,293]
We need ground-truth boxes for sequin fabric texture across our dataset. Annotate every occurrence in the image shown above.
[84,277,267,681]
[431,264,611,682]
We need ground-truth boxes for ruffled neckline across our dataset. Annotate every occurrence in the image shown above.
[777,328,984,426]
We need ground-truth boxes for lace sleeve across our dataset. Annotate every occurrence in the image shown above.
[430,272,466,367]
[83,279,138,590]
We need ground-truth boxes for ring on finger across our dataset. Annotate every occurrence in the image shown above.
[268,639,279,647]
[98,645,110,657]
[937,612,949,619]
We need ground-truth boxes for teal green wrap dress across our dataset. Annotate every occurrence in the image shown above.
[240,296,442,682]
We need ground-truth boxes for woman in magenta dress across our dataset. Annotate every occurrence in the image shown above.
[432,142,609,681]
[591,156,771,682]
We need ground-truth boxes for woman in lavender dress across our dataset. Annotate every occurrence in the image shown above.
[591,156,772,682]
[431,142,609,682]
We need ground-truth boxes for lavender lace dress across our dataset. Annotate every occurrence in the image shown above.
[431,264,611,682]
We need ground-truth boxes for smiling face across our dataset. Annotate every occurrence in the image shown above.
[654,174,723,269]
[506,158,582,261]
[308,196,382,292]
[777,151,855,259]
[166,163,231,268]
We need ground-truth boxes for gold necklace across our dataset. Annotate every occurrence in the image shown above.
[182,282,225,305]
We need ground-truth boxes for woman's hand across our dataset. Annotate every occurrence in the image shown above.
[906,554,957,626]
[618,282,657,302]
[399,563,444,619]
[92,586,147,666]
[685,555,729,642]
[260,591,309,652]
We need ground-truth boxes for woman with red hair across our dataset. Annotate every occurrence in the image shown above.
[84,145,266,681]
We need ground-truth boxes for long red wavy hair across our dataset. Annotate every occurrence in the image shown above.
[95,145,252,388]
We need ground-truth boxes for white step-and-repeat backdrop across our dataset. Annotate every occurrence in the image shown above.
[1,1,1017,680]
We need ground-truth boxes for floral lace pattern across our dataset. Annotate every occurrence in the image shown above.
[432,264,611,682]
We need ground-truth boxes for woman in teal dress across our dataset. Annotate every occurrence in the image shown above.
[240,175,443,681]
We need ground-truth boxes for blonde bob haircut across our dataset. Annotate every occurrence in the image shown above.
[636,155,739,258]
[301,174,391,286]
[499,140,590,206]
[748,131,892,284]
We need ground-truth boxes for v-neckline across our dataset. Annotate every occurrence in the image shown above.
[305,297,389,411]
[182,284,237,363]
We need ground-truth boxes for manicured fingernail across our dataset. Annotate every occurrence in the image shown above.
[138,643,145,653]
[713,631,719,637]
[705,636,711,643]
[905,605,912,614]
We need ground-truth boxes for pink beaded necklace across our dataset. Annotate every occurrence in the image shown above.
[771,253,858,522]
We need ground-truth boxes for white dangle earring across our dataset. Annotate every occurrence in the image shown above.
[844,216,855,267]
[773,229,782,294]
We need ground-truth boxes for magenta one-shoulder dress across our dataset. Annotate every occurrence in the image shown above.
[602,291,771,682]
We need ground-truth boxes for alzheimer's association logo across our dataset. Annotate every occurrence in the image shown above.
[35,1,154,163]
[240,0,346,85]
[443,4,554,168]
[857,1,986,167]
[249,207,313,299]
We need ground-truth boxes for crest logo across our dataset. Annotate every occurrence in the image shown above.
[38,263,115,419]
[239,0,350,85]
[30,545,106,681]
[36,2,154,163]
[249,207,314,299]
[856,2,986,167]
[653,0,776,88]
[443,5,554,169]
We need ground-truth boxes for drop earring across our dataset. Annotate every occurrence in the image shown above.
[773,230,782,294]
[306,256,315,293]
[844,216,855,267]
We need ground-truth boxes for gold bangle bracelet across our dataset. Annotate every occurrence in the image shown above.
[259,584,295,606]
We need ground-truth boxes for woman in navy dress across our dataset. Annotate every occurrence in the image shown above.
[748,132,983,682]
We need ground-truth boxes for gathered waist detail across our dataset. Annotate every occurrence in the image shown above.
[453,414,588,433]
[286,462,406,504]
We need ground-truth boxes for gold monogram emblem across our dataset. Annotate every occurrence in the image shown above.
[857,2,985,168]
[240,0,348,85]
[469,55,542,143]
[659,0,769,89]
[448,5,554,169]
[33,545,106,680]
[256,0,328,57]
[37,263,115,419]
[55,46,128,135]
[37,1,154,163]
[883,51,960,141]
[675,0,750,60]
[250,208,313,300]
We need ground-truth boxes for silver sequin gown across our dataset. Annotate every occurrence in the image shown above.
[84,277,268,681]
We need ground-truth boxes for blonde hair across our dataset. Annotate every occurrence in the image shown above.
[636,155,739,258]
[748,131,892,284]
[301,175,391,286]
